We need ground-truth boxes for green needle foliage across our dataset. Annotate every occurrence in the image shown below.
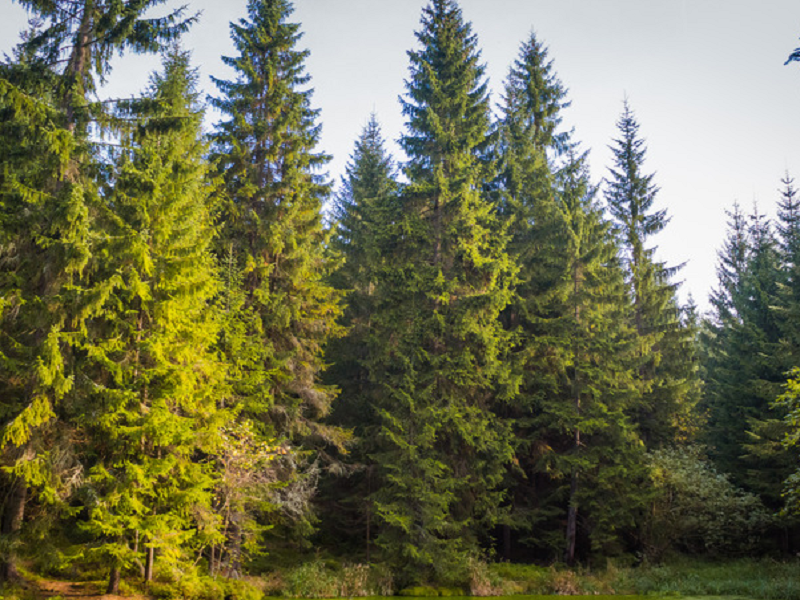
[605,100,699,447]
[15,0,195,132]
[78,49,226,593]
[0,66,92,583]
[211,0,343,443]
[1,0,198,583]
[209,0,345,558]
[702,206,786,502]
[703,199,796,515]
[321,115,399,558]
[492,31,569,559]
[328,114,399,436]
[539,151,643,565]
[368,0,516,584]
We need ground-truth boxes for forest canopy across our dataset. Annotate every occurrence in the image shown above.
[1,0,800,596]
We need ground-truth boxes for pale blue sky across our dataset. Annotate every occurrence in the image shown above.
[3,0,800,311]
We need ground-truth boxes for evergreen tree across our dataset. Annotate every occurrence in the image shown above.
[604,100,698,446]
[492,32,569,560]
[367,0,516,583]
[0,2,195,581]
[774,368,800,516]
[0,65,89,584]
[328,115,398,433]
[322,115,398,558]
[15,0,194,132]
[496,31,569,255]
[78,50,226,593]
[702,205,785,501]
[209,0,344,549]
[551,152,643,564]
[775,173,800,364]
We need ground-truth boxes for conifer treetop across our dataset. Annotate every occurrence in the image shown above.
[503,31,571,156]
[605,99,667,250]
[402,0,491,177]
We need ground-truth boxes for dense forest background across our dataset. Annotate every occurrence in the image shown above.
[2,0,800,596]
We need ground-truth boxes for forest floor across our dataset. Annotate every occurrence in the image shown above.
[6,575,149,600]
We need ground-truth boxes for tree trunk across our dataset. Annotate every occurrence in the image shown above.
[107,564,121,595]
[0,480,27,582]
[564,472,578,566]
[502,524,512,561]
[64,3,93,133]
[144,546,154,582]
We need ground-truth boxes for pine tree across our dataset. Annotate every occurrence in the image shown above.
[368,0,516,583]
[209,0,344,549]
[76,50,227,593]
[604,99,698,446]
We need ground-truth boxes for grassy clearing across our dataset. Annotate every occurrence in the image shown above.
[3,557,798,600]
[615,557,800,600]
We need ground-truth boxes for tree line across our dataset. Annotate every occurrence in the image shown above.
[0,0,799,592]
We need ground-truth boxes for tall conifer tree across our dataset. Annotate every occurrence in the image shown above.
[210,0,343,444]
[1,2,192,579]
[604,100,699,446]
[322,115,398,558]
[209,0,344,551]
[368,0,516,583]
[78,49,226,593]
[492,33,569,559]
[702,206,785,502]
[550,151,642,564]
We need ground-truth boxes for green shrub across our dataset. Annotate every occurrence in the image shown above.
[282,560,392,597]
[642,446,772,560]
[486,563,550,594]
[146,565,263,600]
[398,585,440,596]
[397,585,465,596]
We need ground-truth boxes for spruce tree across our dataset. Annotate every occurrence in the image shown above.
[328,114,398,433]
[702,206,785,500]
[0,2,196,580]
[209,0,344,549]
[78,50,226,593]
[775,174,800,363]
[604,100,699,446]
[322,115,399,558]
[15,0,194,133]
[0,66,89,583]
[368,0,516,583]
[492,32,569,559]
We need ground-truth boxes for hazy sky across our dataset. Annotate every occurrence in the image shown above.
[3,0,800,312]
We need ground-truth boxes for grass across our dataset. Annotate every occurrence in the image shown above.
[615,557,800,600]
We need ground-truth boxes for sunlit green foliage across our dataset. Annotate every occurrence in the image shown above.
[77,49,227,590]
[368,0,516,583]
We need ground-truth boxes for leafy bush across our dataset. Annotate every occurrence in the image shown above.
[486,563,550,594]
[146,563,263,600]
[642,446,771,559]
